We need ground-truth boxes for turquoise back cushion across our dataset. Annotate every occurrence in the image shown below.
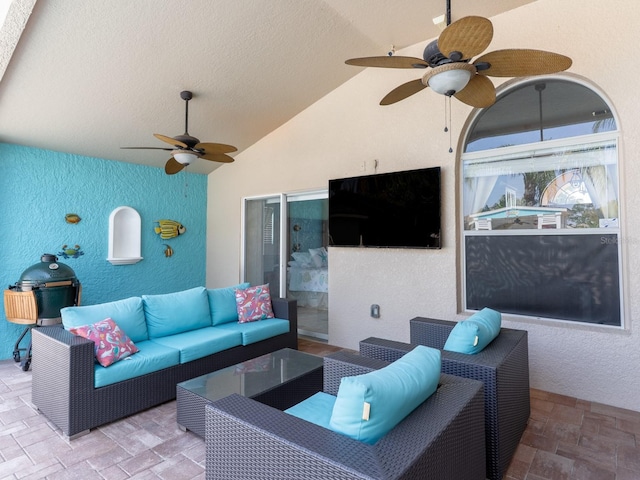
[61,296,148,343]
[208,283,250,326]
[443,307,502,354]
[329,345,441,444]
[142,287,211,338]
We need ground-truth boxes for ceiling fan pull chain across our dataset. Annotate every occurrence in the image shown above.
[445,96,453,153]
[443,95,448,133]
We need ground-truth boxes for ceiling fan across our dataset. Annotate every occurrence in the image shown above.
[345,9,572,108]
[123,91,237,175]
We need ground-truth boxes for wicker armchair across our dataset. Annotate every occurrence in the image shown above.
[359,318,530,480]
[205,351,486,480]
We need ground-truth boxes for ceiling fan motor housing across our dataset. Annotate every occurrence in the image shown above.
[423,40,448,67]
[173,134,200,148]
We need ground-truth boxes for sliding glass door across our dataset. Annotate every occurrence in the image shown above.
[243,191,328,340]
[243,196,282,290]
[286,192,329,340]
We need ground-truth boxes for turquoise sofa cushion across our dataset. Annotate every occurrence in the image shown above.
[329,345,441,444]
[61,296,148,343]
[93,340,179,388]
[142,287,211,338]
[150,327,242,363]
[443,307,502,354]
[285,392,336,430]
[216,318,290,345]
[208,283,250,326]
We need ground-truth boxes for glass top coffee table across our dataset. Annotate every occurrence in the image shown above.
[176,348,323,438]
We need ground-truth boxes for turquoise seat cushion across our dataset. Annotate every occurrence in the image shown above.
[93,340,179,388]
[208,283,250,326]
[150,327,242,363]
[216,318,290,345]
[142,287,212,338]
[61,296,148,343]
[329,345,441,444]
[443,307,502,354]
[285,392,336,430]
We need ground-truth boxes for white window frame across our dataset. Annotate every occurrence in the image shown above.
[460,85,623,329]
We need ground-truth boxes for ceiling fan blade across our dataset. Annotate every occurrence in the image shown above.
[194,142,238,155]
[475,49,572,77]
[346,56,428,69]
[438,16,493,60]
[198,152,235,163]
[154,133,188,149]
[165,157,185,175]
[121,146,173,151]
[454,75,496,108]
[380,78,428,105]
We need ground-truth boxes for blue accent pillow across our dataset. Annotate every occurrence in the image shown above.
[208,283,250,326]
[142,287,211,338]
[61,296,148,343]
[329,345,441,444]
[443,307,502,354]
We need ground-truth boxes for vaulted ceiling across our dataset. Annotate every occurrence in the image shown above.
[0,0,534,174]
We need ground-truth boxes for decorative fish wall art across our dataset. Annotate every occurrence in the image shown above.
[154,220,186,240]
[65,213,81,224]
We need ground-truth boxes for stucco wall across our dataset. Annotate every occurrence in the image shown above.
[0,143,207,360]
[207,0,640,411]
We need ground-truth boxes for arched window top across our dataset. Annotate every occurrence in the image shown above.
[460,76,622,327]
[465,78,616,153]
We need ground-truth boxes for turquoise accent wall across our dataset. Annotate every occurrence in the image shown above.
[0,143,207,360]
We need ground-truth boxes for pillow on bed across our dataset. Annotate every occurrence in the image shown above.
[291,252,313,267]
[309,247,328,267]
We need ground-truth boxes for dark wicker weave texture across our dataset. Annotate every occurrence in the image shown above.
[31,297,298,438]
[360,317,530,480]
[205,351,486,480]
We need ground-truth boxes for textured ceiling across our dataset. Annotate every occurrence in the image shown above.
[0,0,534,174]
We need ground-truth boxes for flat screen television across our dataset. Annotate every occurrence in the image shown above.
[328,167,441,249]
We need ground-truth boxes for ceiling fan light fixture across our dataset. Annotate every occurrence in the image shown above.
[172,150,198,166]
[423,63,476,96]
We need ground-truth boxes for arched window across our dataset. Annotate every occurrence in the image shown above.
[461,77,622,327]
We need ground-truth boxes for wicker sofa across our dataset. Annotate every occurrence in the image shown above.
[205,351,486,480]
[31,287,297,439]
[359,317,530,480]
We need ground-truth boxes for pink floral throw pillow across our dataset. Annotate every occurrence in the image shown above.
[235,284,274,323]
[69,317,139,367]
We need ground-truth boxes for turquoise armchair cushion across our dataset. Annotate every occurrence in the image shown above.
[142,287,211,338]
[329,345,441,444]
[285,392,336,430]
[443,307,502,354]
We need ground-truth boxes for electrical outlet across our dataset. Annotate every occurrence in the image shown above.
[370,304,380,318]
[360,161,366,171]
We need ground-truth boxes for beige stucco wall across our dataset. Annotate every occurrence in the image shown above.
[207,0,640,411]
